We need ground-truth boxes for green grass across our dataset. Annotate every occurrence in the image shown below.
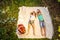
[58,26,60,32]
[58,0,60,2]
[19,38,50,40]
[0,0,60,40]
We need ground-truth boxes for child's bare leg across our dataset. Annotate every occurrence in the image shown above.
[41,28,44,36]
[32,23,35,35]
[26,23,30,35]
[43,27,46,37]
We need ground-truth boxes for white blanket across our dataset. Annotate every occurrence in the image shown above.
[16,6,54,39]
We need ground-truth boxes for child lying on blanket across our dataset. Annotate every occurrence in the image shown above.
[37,9,46,37]
[27,11,36,35]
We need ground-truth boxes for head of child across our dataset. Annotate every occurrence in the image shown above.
[30,12,33,15]
[33,11,36,16]
[30,11,36,17]
[37,9,41,15]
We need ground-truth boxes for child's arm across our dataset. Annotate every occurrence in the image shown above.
[35,13,38,18]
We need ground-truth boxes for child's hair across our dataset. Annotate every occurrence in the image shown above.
[32,11,36,17]
[37,9,41,13]
[30,12,33,15]
[30,11,36,17]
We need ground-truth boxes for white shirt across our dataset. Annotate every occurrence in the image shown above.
[29,15,35,20]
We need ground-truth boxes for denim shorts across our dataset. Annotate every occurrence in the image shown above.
[39,21,45,28]
[29,20,34,25]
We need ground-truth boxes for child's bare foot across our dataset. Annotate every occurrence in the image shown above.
[42,33,46,37]
[41,34,44,36]
[33,33,36,36]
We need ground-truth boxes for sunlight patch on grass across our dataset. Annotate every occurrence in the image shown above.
[58,0,60,2]
[58,26,60,32]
